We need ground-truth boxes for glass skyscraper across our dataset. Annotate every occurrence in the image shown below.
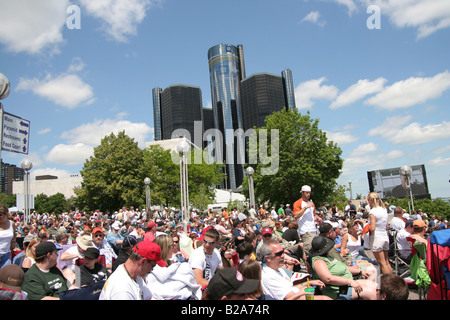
[208,44,246,189]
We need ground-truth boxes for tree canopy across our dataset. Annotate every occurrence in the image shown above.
[74,131,224,212]
[243,108,344,207]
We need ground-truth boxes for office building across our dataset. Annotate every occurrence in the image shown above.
[1,161,24,195]
[207,44,246,189]
[153,85,203,142]
[240,72,290,132]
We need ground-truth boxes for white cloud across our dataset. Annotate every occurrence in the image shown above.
[0,0,69,54]
[46,118,153,166]
[369,115,450,145]
[341,144,403,176]
[46,143,94,166]
[300,11,326,27]
[294,77,339,109]
[38,128,52,135]
[350,142,378,156]
[79,0,157,42]
[364,71,450,110]
[30,168,74,180]
[428,156,450,167]
[330,78,386,109]
[67,57,86,73]
[325,130,358,145]
[16,73,95,109]
[373,0,450,39]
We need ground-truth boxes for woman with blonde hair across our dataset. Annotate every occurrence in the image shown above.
[22,237,40,269]
[367,192,392,274]
[146,234,201,299]
[154,234,174,266]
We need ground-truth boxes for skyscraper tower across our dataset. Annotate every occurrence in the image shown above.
[152,87,163,141]
[152,85,203,141]
[208,44,246,189]
[282,69,296,111]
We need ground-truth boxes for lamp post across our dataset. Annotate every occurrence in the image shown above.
[20,159,32,224]
[177,139,190,233]
[399,165,414,213]
[246,166,255,209]
[348,180,353,200]
[144,177,151,212]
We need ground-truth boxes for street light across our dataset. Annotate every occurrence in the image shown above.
[399,165,414,213]
[348,180,353,200]
[246,166,255,209]
[144,177,151,213]
[177,139,190,233]
[21,159,33,224]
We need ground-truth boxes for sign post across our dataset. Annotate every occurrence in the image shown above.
[2,111,30,155]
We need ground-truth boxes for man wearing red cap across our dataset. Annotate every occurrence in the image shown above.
[144,221,157,242]
[99,240,166,300]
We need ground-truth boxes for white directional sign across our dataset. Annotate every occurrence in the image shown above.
[2,111,30,154]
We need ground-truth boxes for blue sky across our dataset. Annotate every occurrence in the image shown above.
[0,0,449,199]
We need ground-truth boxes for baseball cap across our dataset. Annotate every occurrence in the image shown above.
[147,221,157,229]
[92,227,104,235]
[35,241,62,258]
[413,220,426,228]
[301,185,311,192]
[0,264,24,292]
[84,247,100,260]
[262,227,272,236]
[133,240,166,267]
[207,268,260,300]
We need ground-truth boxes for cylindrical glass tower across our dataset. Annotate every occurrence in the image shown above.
[208,44,245,189]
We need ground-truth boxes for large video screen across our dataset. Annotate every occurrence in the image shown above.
[367,164,431,199]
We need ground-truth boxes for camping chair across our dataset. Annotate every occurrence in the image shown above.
[426,229,450,300]
[408,238,431,300]
[388,229,410,277]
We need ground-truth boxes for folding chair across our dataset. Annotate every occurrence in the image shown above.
[407,238,431,300]
[388,229,410,278]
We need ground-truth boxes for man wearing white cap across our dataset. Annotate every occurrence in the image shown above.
[293,185,317,253]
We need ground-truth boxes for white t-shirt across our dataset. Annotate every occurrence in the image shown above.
[188,246,223,282]
[297,200,317,235]
[64,245,83,272]
[261,265,299,300]
[389,217,405,231]
[99,264,152,300]
[396,228,412,259]
[369,206,389,239]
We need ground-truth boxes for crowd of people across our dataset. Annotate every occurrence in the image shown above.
[0,185,447,301]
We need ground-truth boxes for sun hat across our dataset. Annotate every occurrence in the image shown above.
[310,236,335,257]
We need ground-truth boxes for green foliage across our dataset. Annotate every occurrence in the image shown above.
[243,108,343,207]
[386,197,450,219]
[0,193,16,208]
[75,131,225,212]
[75,131,145,212]
[34,193,69,214]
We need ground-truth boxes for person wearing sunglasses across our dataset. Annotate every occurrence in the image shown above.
[92,227,117,272]
[260,239,329,300]
[189,228,223,288]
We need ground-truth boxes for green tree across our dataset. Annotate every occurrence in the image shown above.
[75,131,145,212]
[243,108,344,206]
[0,193,16,208]
[34,193,68,214]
